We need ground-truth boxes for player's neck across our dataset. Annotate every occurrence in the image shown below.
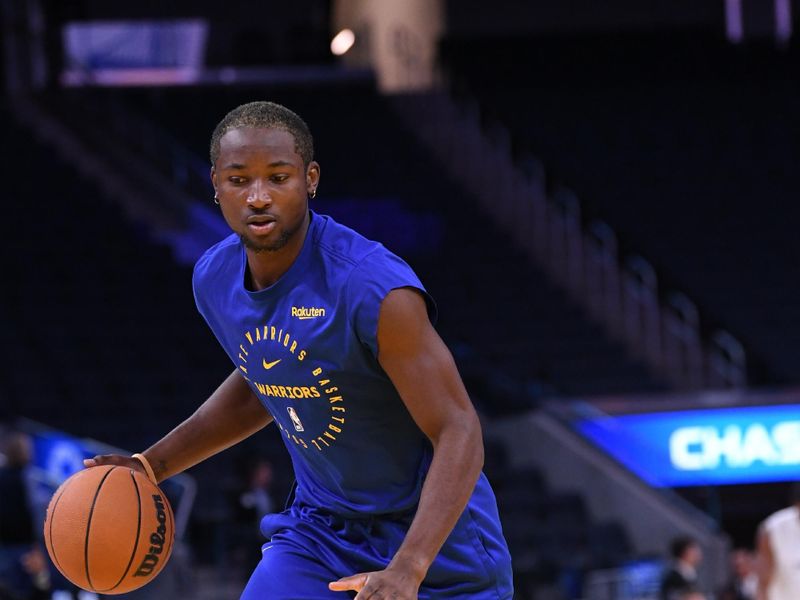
[245,218,310,291]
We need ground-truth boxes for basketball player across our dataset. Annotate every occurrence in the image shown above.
[756,485,800,600]
[85,101,513,599]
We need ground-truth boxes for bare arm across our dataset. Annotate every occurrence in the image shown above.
[330,288,483,598]
[86,369,272,482]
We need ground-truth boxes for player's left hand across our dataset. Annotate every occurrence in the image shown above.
[329,564,422,599]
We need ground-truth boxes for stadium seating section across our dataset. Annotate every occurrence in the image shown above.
[441,31,800,385]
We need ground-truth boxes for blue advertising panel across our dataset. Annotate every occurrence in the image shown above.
[576,404,800,486]
[31,431,95,485]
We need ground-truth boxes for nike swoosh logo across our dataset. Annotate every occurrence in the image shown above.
[262,358,281,370]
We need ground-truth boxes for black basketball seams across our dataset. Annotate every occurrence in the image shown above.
[83,465,116,592]
[96,469,143,592]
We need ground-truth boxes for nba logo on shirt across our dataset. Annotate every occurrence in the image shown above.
[287,407,305,432]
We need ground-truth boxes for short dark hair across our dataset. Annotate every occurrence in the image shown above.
[670,536,697,559]
[209,101,314,166]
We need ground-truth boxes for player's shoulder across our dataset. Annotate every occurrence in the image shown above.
[313,212,401,273]
[193,233,240,286]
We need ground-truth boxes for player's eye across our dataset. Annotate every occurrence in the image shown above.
[271,174,289,183]
[229,176,247,185]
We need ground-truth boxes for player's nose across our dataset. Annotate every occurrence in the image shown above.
[246,182,271,207]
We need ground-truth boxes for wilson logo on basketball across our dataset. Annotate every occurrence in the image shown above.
[134,495,168,577]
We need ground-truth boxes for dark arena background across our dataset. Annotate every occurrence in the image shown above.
[2,1,800,599]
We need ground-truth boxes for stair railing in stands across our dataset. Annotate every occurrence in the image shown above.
[391,91,747,390]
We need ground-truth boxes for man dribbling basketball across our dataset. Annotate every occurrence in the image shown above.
[85,101,513,599]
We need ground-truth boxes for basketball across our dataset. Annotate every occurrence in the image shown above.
[43,465,175,595]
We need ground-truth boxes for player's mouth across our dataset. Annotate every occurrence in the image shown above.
[246,215,277,234]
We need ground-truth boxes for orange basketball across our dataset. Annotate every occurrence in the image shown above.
[43,465,175,595]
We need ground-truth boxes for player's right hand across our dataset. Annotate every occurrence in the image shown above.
[83,454,145,474]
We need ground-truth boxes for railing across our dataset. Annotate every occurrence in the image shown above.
[391,92,747,390]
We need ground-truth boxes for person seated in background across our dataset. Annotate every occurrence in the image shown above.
[718,548,758,600]
[660,536,704,600]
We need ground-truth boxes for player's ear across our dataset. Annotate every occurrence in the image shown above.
[210,166,220,201]
[306,161,320,194]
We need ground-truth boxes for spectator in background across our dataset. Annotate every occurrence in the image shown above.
[718,548,758,600]
[235,458,277,525]
[0,431,49,599]
[229,457,279,579]
[757,484,800,600]
[660,536,703,600]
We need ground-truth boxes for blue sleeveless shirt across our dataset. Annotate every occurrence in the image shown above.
[193,211,474,517]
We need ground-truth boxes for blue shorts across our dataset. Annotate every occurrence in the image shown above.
[240,499,513,599]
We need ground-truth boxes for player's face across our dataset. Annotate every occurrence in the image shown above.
[212,127,319,254]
